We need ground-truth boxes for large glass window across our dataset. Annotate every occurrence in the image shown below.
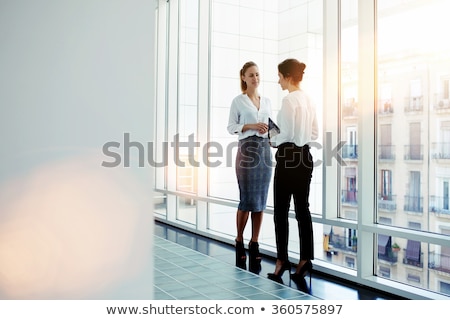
[154,0,450,299]
[208,0,324,247]
[376,0,450,293]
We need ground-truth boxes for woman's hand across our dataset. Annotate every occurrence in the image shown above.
[254,122,268,134]
[242,123,268,134]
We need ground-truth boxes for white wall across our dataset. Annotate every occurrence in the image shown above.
[0,0,155,299]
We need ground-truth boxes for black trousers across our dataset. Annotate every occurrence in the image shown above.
[273,143,314,261]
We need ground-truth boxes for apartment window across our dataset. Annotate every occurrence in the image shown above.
[378,217,392,225]
[407,273,421,283]
[408,221,421,230]
[345,126,358,159]
[440,282,450,295]
[439,122,450,158]
[378,234,391,256]
[379,266,391,278]
[444,181,449,211]
[441,245,450,272]
[405,171,422,213]
[436,77,450,109]
[440,229,450,272]
[409,79,422,111]
[379,84,393,114]
[343,168,357,206]
[405,240,421,267]
[347,229,357,249]
[443,78,449,100]
[345,257,355,269]
[380,170,392,200]
[379,124,393,160]
[407,122,422,160]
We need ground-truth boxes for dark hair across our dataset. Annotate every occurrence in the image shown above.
[278,59,306,83]
[240,61,258,93]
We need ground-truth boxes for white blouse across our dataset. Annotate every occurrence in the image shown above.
[271,90,319,148]
[227,93,272,140]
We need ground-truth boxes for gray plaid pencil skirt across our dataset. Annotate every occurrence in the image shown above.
[236,136,273,212]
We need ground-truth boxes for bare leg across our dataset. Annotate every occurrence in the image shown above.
[235,209,249,269]
[235,209,249,242]
[295,260,309,273]
[250,211,263,242]
[248,211,263,273]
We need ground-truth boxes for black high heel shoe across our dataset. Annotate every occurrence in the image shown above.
[248,241,262,273]
[267,260,291,284]
[290,260,313,288]
[235,240,247,270]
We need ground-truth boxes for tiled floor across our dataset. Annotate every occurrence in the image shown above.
[154,221,404,300]
[154,236,319,300]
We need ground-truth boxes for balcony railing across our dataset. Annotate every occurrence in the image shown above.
[378,145,396,160]
[403,257,423,268]
[378,194,397,211]
[342,145,358,159]
[431,143,450,159]
[404,144,423,161]
[404,96,423,112]
[434,97,450,111]
[404,195,423,213]
[378,250,399,264]
[428,251,450,274]
[378,101,394,115]
[429,196,450,215]
[328,234,358,253]
[341,190,358,206]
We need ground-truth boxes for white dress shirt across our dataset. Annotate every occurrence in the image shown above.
[271,90,319,147]
[227,93,272,140]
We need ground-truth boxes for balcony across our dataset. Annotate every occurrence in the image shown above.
[327,234,358,253]
[378,101,394,115]
[341,189,358,206]
[434,97,450,112]
[403,195,423,213]
[378,145,396,161]
[378,250,399,264]
[404,144,423,161]
[378,194,397,212]
[404,96,423,113]
[342,145,358,159]
[431,143,450,160]
[429,251,450,274]
[429,196,450,216]
[403,257,423,268]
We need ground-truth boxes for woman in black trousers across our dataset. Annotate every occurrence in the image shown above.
[268,59,319,285]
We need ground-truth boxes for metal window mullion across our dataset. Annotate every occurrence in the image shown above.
[357,0,376,280]
[196,0,210,232]
[323,0,340,222]
[166,0,179,221]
